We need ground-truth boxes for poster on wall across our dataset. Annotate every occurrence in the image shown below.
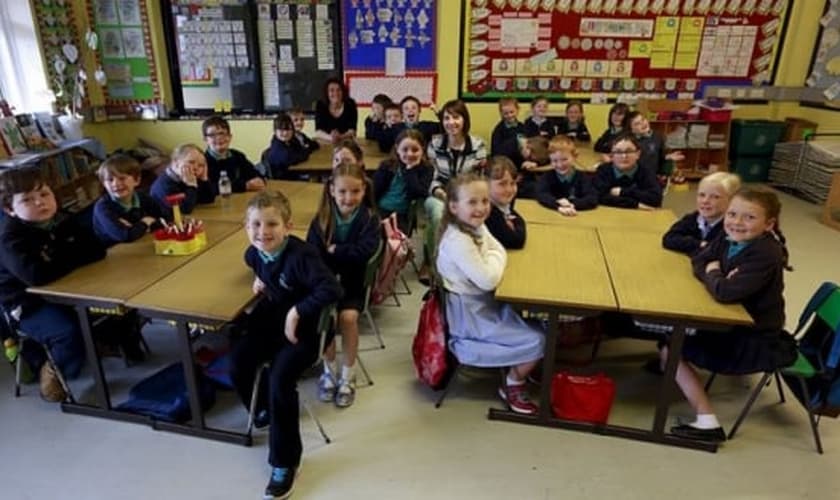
[805,1,840,104]
[459,0,790,101]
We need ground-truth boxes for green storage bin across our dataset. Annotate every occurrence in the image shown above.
[732,156,772,183]
[730,120,786,157]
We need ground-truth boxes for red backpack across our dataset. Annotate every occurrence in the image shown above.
[371,213,411,305]
[412,287,450,389]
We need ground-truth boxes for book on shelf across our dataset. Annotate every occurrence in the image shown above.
[15,114,49,149]
[34,113,64,144]
[0,116,28,155]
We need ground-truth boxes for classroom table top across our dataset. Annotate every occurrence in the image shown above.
[496,225,618,312]
[290,139,388,173]
[597,228,752,326]
[515,199,677,232]
[28,221,242,304]
[192,180,323,226]
[574,143,605,173]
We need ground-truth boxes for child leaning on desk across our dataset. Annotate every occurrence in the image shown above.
[660,187,796,443]
[535,135,598,216]
[229,191,341,499]
[202,115,266,193]
[0,166,106,402]
[150,143,216,218]
[436,172,544,416]
[591,133,663,210]
[93,153,165,247]
[485,156,526,249]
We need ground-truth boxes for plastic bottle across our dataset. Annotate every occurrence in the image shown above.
[218,170,232,207]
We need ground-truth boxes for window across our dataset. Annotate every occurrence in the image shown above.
[0,1,52,113]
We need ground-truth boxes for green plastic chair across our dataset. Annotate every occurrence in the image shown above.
[362,239,386,349]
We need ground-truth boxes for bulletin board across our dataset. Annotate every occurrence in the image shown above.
[87,0,161,108]
[805,1,840,105]
[31,0,83,112]
[459,0,791,101]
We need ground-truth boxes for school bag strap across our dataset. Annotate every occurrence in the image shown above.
[794,282,837,337]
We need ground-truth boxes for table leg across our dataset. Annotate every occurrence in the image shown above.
[652,324,686,435]
[75,305,111,409]
[538,311,559,421]
[175,321,205,429]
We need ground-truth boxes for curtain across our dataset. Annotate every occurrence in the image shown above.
[0,1,52,113]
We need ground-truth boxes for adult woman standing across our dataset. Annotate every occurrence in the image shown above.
[314,77,358,144]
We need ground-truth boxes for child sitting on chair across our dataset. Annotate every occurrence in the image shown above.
[535,136,598,216]
[151,143,216,218]
[592,133,663,210]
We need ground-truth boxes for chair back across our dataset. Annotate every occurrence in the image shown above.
[361,238,385,311]
[317,303,336,360]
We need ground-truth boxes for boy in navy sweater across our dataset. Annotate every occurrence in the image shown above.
[364,93,392,141]
[289,107,320,154]
[202,116,265,194]
[490,97,525,156]
[266,113,309,179]
[150,144,216,218]
[536,136,598,214]
[0,166,106,401]
[229,191,341,499]
[592,133,663,209]
[374,103,405,153]
[93,154,164,246]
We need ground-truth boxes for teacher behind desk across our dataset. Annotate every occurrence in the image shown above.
[314,77,358,145]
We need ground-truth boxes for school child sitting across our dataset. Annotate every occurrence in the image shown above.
[150,143,217,218]
[289,106,320,154]
[535,136,598,215]
[364,93,392,141]
[592,133,663,209]
[266,113,309,180]
[490,96,525,156]
[374,103,405,153]
[307,163,381,408]
[202,115,266,193]
[494,135,550,199]
[332,139,364,169]
[556,100,591,142]
[662,172,741,255]
[93,154,165,247]
[662,187,796,442]
[373,128,433,234]
[229,191,341,498]
[593,102,630,158]
[436,173,544,414]
[0,167,106,401]
[485,156,526,249]
[626,111,684,180]
[522,95,556,138]
[400,95,442,145]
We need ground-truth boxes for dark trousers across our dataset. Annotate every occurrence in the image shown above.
[19,303,84,378]
[229,302,319,468]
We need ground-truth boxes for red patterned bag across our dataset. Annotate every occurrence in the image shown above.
[412,287,450,390]
[371,213,410,305]
[551,371,615,424]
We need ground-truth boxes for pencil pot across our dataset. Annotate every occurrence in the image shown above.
[551,371,615,424]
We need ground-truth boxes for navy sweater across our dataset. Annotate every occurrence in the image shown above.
[637,132,667,175]
[295,132,320,154]
[372,160,433,208]
[592,162,663,208]
[364,116,385,141]
[593,127,624,154]
[205,148,261,194]
[490,120,525,156]
[0,213,106,315]
[485,203,526,249]
[556,118,592,142]
[376,121,441,154]
[245,236,341,330]
[691,233,785,335]
[306,207,381,274]
[523,117,557,138]
[662,210,724,256]
[93,192,165,246]
[535,170,598,211]
[266,136,309,180]
[150,170,216,218]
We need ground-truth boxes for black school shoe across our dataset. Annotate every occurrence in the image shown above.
[670,424,727,442]
[253,409,269,430]
[264,466,299,499]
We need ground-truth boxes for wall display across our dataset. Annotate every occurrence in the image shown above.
[459,0,791,101]
[31,0,83,112]
[345,72,437,105]
[806,1,840,104]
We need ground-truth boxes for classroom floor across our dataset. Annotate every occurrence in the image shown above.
[2,185,840,500]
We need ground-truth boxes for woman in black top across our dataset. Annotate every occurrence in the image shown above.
[314,77,358,144]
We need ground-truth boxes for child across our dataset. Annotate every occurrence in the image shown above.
[435,172,544,415]
[594,102,630,156]
[230,191,341,498]
[494,135,550,199]
[536,136,598,215]
[522,95,556,138]
[202,115,266,193]
[662,172,741,255]
[664,187,796,442]
[592,133,663,209]
[485,156,526,249]
[626,111,684,178]
[400,95,441,145]
[307,163,381,408]
[490,96,525,156]
[556,100,591,142]
[150,143,217,218]
[374,103,404,153]
[0,166,106,401]
[93,154,165,247]
[289,106,320,154]
[332,139,364,169]
[373,128,433,234]
[364,93,392,141]
[266,113,309,180]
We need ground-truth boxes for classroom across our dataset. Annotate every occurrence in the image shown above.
[2,1,840,499]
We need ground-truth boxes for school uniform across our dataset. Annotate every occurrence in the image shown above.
[535,169,598,211]
[685,233,796,374]
[592,162,663,209]
[661,210,724,256]
[485,202,526,249]
[306,206,381,312]
[374,123,405,154]
[229,236,341,470]
[373,159,432,233]
[490,119,525,156]
[93,191,165,247]
[0,213,106,377]
[556,118,591,142]
[364,116,385,141]
[594,127,624,153]
[204,148,262,194]
[493,136,538,199]
[295,131,320,154]
[150,167,216,218]
[636,132,667,175]
[436,224,544,367]
[266,135,310,180]
[523,116,557,138]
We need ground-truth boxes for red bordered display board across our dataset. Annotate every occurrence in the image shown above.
[460,0,791,101]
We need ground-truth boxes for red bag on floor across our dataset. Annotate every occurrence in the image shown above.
[412,287,450,390]
[551,372,615,424]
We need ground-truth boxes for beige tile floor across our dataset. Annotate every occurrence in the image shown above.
[2,185,840,500]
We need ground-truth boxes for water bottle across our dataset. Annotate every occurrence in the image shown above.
[218,170,232,207]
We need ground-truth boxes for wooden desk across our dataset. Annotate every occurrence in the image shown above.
[575,144,605,172]
[290,139,388,173]
[515,199,677,232]
[193,181,323,229]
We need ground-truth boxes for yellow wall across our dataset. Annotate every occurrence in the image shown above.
[82,0,838,159]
